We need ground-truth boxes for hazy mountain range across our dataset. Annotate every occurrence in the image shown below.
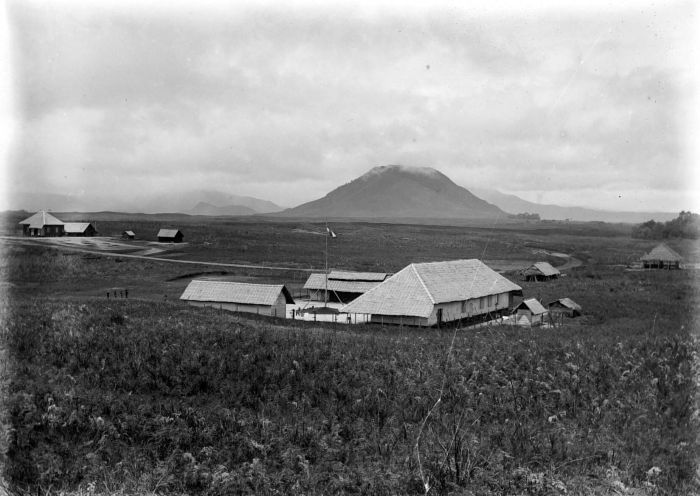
[11,166,679,223]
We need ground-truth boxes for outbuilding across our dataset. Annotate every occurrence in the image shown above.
[180,280,294,317]
[303,270,388,303]
[122,231,136,240]
[512,298,548,326]
[64,222,97,237]
[521,262,561,281]
[157,228,184,243]
[640,244,683,269]
[18,210,65,237]
[547,297,582,318]
[341,259,522,327]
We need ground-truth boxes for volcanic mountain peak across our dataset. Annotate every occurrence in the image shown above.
[283,164,504,219]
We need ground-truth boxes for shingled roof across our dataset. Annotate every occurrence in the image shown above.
[341,259,522,318]
[64,222,93,234]
[303,273,384,294]
[18,211,64,228]
[158,229,182,238]
[180,280,294,306]
[513,298,548,315]
[522,261,561,277]
[328,271,388,281]
[640,244,683,262]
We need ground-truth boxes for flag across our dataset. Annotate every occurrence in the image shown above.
[326,226,336,238]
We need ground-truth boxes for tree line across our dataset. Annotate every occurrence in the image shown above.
[632,211,699,239]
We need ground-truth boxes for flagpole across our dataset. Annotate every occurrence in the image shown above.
[325,221,328,306]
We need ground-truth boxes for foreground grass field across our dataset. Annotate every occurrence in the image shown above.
[1,218,699,494]
[3,295,699,495]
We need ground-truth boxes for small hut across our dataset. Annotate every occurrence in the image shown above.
[512,298,548,326]
[180,280,294,317]
[122,231,136,240]
[521,262,561,281]
[64,222,97,237]
[547,298,582,318]
[157,228,184,243]
[640,244,682,269]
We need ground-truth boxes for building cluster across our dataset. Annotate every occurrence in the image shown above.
[19,211,97,237]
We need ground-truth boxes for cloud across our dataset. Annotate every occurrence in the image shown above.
[5,1,698,212]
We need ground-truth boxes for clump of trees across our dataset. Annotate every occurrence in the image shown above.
[512,212,541,221]
[632,211,699,239]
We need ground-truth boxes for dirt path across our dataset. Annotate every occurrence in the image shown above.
[0,236,316,272]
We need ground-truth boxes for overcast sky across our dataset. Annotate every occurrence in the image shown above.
[2,0,698,212]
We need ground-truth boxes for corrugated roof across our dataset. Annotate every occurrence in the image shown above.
[522,262,560,276]
[18,211,64,228]
[640,244,683,262]
[548,298,581,311]
[513,298,548,315]
[180,280,294,306]
[328,271,388,281]
[64,222,92,233]
[158,229,182,238]
[341,259,522,318]
[304,273,383,293]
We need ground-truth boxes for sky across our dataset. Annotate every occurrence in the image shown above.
[2,0,699,213]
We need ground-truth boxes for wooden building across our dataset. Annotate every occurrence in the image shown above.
[303,270,388,303]
[157,228,184,243]
[64,222,97,237]
[122,231,136,240]
[512,298,548,326]
[18,211,65,237]
[547,297,582,318]
[640,244,682,269]
[180,280,294,317]
[521,262,561,281]
[341,259,522,327]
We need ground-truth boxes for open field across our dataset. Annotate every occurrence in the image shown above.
[1,215,699,495]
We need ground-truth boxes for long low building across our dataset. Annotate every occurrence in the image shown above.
[180,280,294,317]
[303,270,388,303]
[640,243,683,269]
[341,259,522,327]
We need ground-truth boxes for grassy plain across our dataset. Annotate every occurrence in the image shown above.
[1,214,699,495]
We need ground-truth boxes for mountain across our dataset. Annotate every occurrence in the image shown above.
[282,165,505,219]
[9,189,284,215]
[188,201,257,216]
[470,188,679,223]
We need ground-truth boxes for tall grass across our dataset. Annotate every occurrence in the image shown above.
[3,298,698,495]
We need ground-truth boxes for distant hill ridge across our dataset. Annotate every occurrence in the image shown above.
[282,165,505,219]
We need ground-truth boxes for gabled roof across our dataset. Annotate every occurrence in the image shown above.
[522,261,560,276]
[640,244,683,262]
[513,298,548,315]
[341,259,522,318]
[547,297,581,311]
[180,280,294,306]
[328,271,388,282]
[18,211,64,228]
[158,229,182,238]
[64,222,93,234]
[303,273,384,293]
[123,231,135,236]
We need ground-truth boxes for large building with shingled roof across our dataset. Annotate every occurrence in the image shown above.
[18,211,65,237]
[340,259,522,327]
[180,280,294,317]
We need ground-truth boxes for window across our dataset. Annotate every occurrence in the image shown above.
[461,301,466,313]
[479,297,484,309]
